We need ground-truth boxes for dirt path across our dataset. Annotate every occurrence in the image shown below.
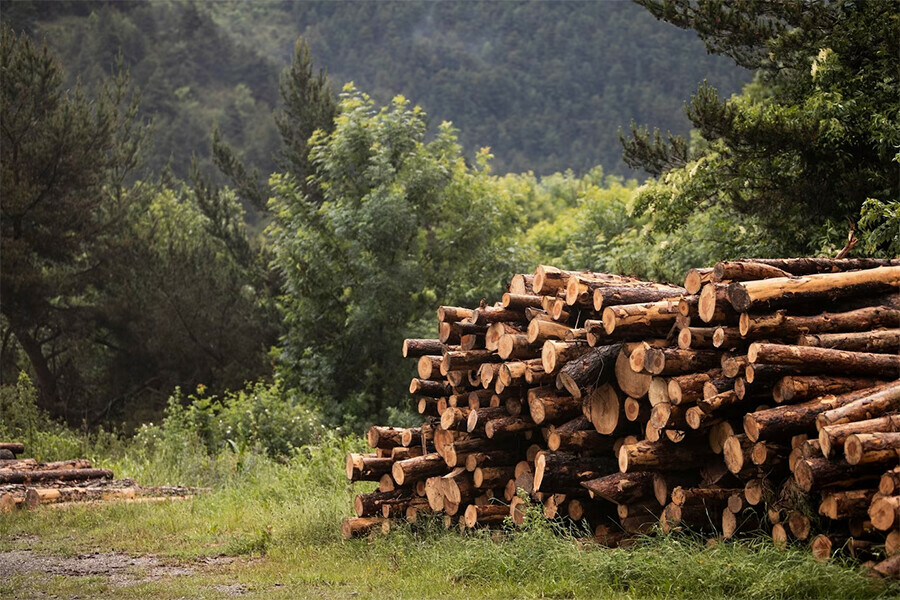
[0,549,247,594]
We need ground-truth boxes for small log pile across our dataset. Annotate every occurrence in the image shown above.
[0,442,203,512]
[341,259,900,577]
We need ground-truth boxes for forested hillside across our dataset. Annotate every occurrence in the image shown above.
[3,0,749,180]
[1,0,896,434]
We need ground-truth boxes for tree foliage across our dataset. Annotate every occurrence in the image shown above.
[269,86,526,426]
[624,0,900,254]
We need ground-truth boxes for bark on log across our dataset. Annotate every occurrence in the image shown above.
[472,306,527,326]
[498,334,541,361]
[793,456,883,492]
[541,340,591,374]
[437,306,474,324]
[819,414,900,458]
[473,466,516,489]
[816,381,900,428]
[581,471,656,505]
[548,430,615,454]
[739,306,900,338]
[346,453,394,481]
[602,300,680,335]
[677,327,717,350]
[0,443,25,454]
[534,451,617,492]
[556,343,622,399]
[464,503,510,528]
[367,426,407,449]
[341,517,386,539]
[509,274,535,295]
[667,369,723,405]
[798,329,900,353]
[748,343,900,378]
[880,467,900,495]
[774,375,883,404]
[844,432,900,466]
[743,386,886,442]
[355,490,408,517]
[592,285,685,312]
[528,389,581,425]
[618,439,712,473]
[527,319,573,344]
[392,453,446,486]
[502,293,543,311]
[713,261,791,282]
[727,266,900,313]
[485,416,539,438]
[643,348,722,376]
[441,349,501,375]
[403,339,444,358]
[732,257,900,275]
[0,468,113,484]
[818,489,875,520]
[409,378,452,398]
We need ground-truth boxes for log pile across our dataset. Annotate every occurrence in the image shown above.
[342,259,900,577]
[0,442,204,512]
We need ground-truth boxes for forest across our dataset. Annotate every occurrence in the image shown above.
[1,0,897,433]
[2,1,899,597]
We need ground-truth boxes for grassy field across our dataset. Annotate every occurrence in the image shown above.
[2,436,897,600]
[1,380,896,599]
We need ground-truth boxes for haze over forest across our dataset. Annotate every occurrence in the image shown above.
[5,0,750,181]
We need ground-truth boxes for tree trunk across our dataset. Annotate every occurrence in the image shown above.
[534,451,617,491]
[437,306,474,323]
[793,456,882,492]
[615,349,652,399]
[556,343,622,399]
[731,257,900,275]
[346,453,394,481]
[868,495,900,531]
[403,338,443,358]
[818,489,875,520]
[581,471,656,504]
[773,375,882,404]
[391,453,445,486]
[699,283,738,323]
[502,293,543,310]
[341,517,386,539]
[819,414,900,458]
[601,300,680,335]
[409,378,451,398]
[739,306,900,338]
[667,369,723,405]
[592,285,685,312]
[0,468,113,484]
[9,323,60,413]
[743,385,885,442]
[464,503,509,528]
[816,381,900,428]
[684,268,714,295]
[484,415,539,438]
[748,343,900,378]
[727,266,900,312]
[713,260,790,281]
[541,340,591,374]
[643,348,722,376]
[527,388,581,425]
[844,432,900,466]
[798,329,900,353]
[618,439,711,473]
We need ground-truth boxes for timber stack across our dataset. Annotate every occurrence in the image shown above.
[0,442,202,511]
[342,259,900,577]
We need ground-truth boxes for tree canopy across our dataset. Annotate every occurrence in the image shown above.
[622,0,899,255]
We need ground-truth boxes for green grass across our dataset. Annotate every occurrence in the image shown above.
[2,437,896,600]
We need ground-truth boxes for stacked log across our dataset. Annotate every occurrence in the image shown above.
[0,444,202,512]
[341,260,900,575]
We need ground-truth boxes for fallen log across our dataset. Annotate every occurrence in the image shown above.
[0,468,113,485]
[797,329,900,353]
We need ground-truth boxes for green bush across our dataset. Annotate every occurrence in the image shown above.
[133,380,325,460]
